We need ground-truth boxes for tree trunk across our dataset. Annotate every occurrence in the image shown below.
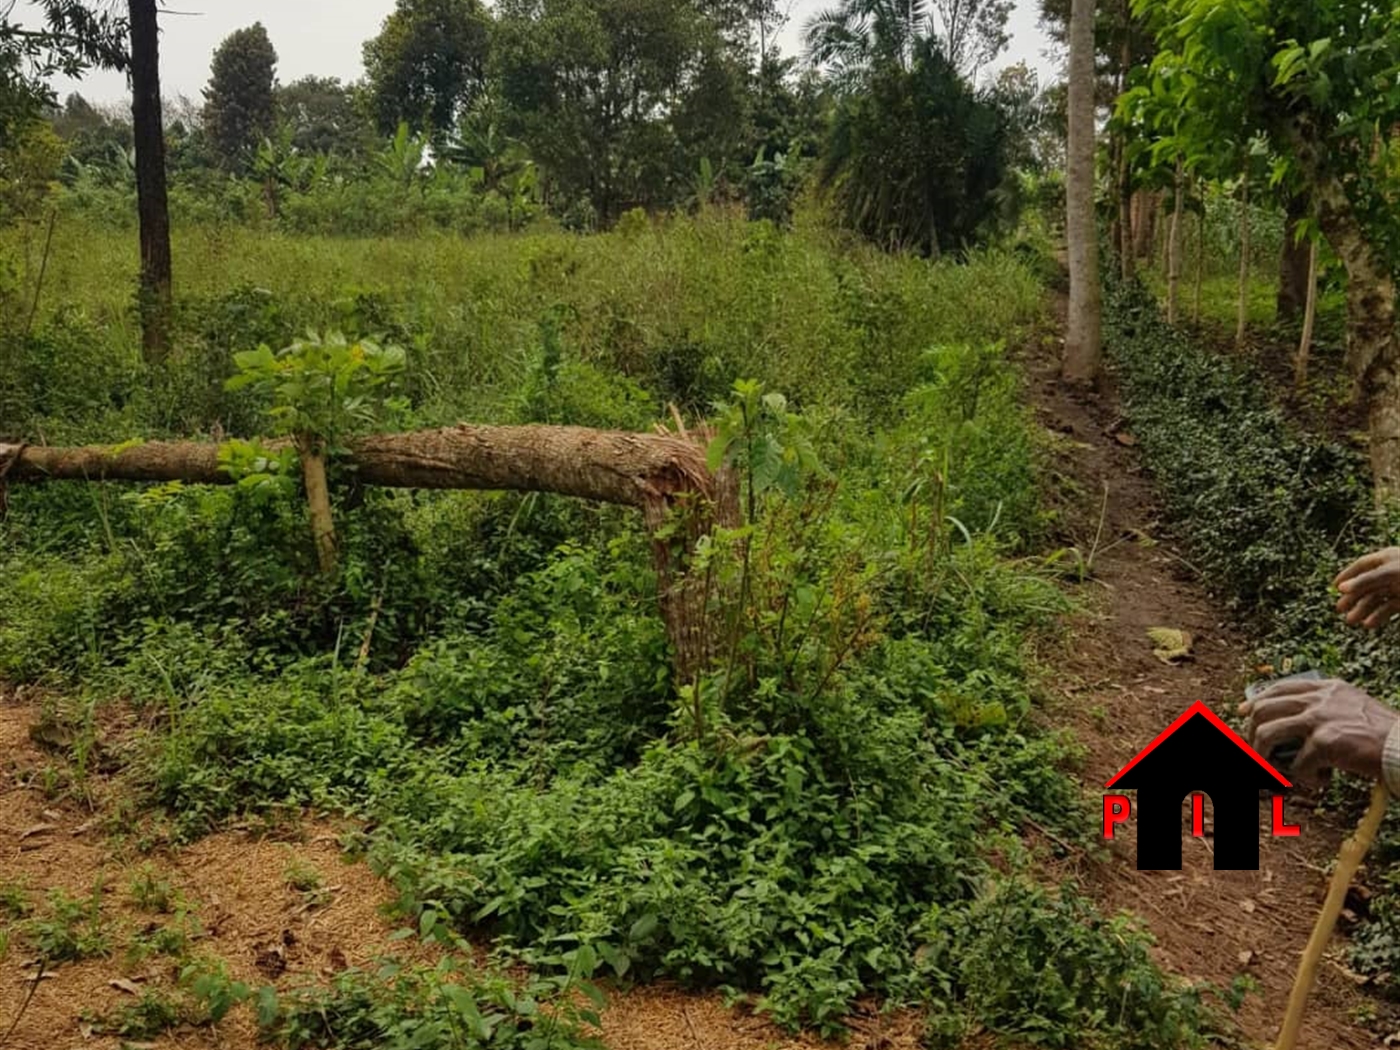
[1277,194,1311,323]
[128,0,172,365]
[296,434,337,574]
[1294,239,1319,390]
[1193,194,1205,323]
[1132,190,1157,260]
[1116,13,1133,281]
[1280,116,1400,499]
[1063,0,1102,387]
[0,423,739,679]
[1167,159,1184,325]
[1117,146,1134,282]
[1236,178,1251,347]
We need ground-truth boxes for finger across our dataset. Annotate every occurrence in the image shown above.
[1244,694,1312,736]
[1291,733,1333,785]
[1252,679,1330,701]
[1363,599,1400,630]
[1252,713,1314,760]
[1337,551,1393,586]
[1344,592,1393,626]
[1337,564,1400,596]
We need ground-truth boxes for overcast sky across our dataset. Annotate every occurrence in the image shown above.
[28,0,1061,107]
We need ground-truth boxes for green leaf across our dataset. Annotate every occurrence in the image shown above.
[629,913,659,942]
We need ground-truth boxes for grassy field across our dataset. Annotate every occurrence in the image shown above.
[0,213,1221,1049]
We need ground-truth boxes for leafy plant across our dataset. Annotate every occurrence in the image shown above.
[25,885,110,963]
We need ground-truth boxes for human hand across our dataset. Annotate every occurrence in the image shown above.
[1336,548,1400,630]
[1238,677,1398,784]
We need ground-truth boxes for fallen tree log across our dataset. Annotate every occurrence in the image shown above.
[0,423,738,683]
[0,424,718,508]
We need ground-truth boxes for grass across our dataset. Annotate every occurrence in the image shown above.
[2,210,1044,441]
[0,210,1223,1047]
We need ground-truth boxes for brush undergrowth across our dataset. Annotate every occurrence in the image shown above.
[0,215,1222,1047]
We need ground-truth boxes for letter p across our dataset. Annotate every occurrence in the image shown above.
[1103,794,1131,838]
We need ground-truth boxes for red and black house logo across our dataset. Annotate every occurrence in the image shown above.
[1103,702,1300,870]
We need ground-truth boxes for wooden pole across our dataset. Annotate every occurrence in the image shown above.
[1275,783,1389,1050]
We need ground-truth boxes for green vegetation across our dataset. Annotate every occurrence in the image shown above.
[0,207,1224,1045]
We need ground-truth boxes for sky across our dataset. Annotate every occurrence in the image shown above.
[27,0,1062,108]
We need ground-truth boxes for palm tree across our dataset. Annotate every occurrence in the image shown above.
[803,0,930,79]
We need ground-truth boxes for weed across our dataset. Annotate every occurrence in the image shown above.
[110,988,184,1038]
[0,881,32,920]
[128,865,176,913]
[25,885,109,963]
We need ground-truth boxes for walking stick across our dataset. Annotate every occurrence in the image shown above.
[1275,782,1389,1050]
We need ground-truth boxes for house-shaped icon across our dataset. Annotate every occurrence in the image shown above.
[1106,701,1291,870]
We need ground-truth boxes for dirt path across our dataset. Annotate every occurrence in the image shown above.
[1024,315,1373,1048]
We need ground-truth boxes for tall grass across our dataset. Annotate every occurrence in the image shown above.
[2,209,1042,440]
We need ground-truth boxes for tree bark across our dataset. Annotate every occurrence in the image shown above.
[1280,116,1400,498]
[1236,177,1251,347]
[1063,0,1102,387]
[128,0,172,364]
[296,434,337,574]
[0,423,739,679]
[1167,160,1184,324]
[1131,189,1157,260]
[1117,146,1134,282]
[1278,194,1311,323]
[1193,191,1204,323]
[1116,12,1134,281]
[1294,239,1319,390]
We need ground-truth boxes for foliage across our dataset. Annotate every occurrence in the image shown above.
[275,76,375,160]
[495,0,723,225]
[202,22,279,173]
[0,1,127,142]
[259,957,602,1050]
[819,40,1012,255]
[0,214,1214,1044]
[225,330,408,444]
[363,0,492,138]
[24,885,110,962]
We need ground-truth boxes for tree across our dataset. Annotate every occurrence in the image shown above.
[1277,193,1310,323]
[1133,0,1400,496]
[495,0,715,224]
[128,0,171,363]
[818,40,1010,255]
[803,0,930,78]
[931,0,1011,78]
[1062,0,1100,386]
[362,0,490,138]
[0,2,125,151]
[202,22,277,171]
[275,75,374,159]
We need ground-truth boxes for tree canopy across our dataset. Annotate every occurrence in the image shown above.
[202,22,278,172]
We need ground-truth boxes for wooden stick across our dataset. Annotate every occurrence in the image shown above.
[1276,782,1389,1050]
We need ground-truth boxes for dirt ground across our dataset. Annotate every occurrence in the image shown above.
[0,297,1387,1049]
[1023,305,1376,1049]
